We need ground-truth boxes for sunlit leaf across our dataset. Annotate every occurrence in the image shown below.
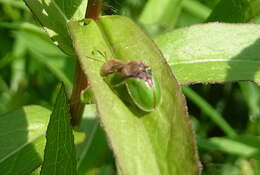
[139,0,182,34]
[155,23,260,85]
[24,0,88,55]
[0,106,50,175]
[68,16,199,175]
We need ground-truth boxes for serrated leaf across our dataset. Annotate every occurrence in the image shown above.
[68,16,199,175]
[40,84,77,175]
[23,0,88,55]
[0,106,51,175]
[155,23,260,85]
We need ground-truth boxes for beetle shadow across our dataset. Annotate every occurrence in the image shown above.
[103,74,149,117]
[225,38,260,84]
[124,101,148,117]
[113,89,148,117]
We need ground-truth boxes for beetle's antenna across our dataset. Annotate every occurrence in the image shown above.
[95,49,109,61]
[86,55,104,63]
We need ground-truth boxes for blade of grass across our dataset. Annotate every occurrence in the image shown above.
[198,136,260,158]
[76,105,113,175]
[182,0,211,20]
[182,86,237,137]
[140,0,183,27]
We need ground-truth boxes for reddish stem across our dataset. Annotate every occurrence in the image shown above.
[70,0,101,126]
[85,0,101,19]
[70,63,89,126]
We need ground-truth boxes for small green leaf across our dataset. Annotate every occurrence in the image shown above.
[69,16,199,175]
[23,0,88,55]
[155,23,260,85]
[40,84,77,175]
[0,106,51,175]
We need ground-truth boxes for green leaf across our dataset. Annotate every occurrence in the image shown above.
[206,0,260,23]
[14,29,75,88]
[139,0,183,34]
[1,21,75,84]
[76,105,114,175]
[198,136,260,159]
[0,77,11,113]
[68,16,199,175]
[0,106,51,175]
[31,167,41,175]
[182,86,237,137]
[240,82,260,121]
[181,0,211,20]
[240,82,260,135]
[23,0,88,55]
[155,23,260,85]
[40,84,77,175]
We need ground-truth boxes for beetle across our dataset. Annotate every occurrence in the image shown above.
[87,50,161,112]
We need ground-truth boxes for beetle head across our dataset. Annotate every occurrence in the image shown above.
[101,59,125,75]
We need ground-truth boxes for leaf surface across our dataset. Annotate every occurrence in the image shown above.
[76,105,113,175]
[206,0,260,23]
[155,23,260,85]
[40,84,77,175]
[0,106,50,175]
[23,0,88,55]
[198,136,260,159]
[68,16,199,175]
[140,0,182,26]
[14,29,75,88]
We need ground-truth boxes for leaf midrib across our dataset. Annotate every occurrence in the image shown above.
[0,131,46,163]
[169,58,260,65]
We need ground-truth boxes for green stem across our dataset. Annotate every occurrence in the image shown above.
[182,0,211,20]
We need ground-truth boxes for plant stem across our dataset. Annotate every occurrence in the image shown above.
[182,0,211,20]
[70,62,89,126]
[70,0,101,126]
[85,0,102,19]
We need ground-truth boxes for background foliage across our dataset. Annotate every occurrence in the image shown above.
[0,0,260,174]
